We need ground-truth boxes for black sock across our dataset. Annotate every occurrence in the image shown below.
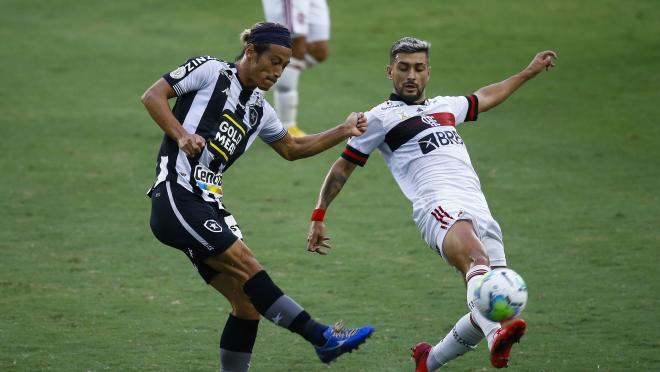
[290,312,328,346]
[243,270,328,346]
[219,314,259,372]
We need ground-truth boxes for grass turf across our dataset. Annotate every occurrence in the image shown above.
[1,0,659,370]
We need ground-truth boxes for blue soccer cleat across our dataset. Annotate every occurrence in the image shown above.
[315,322,375,364]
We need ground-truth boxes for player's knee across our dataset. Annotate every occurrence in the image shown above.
[231,250,262,283]
[204,243,263,283]
[309,48,328,63]
[462,242,489,267]
[308,42,329,62]
[230,297,260,320]
[291,37,307,59]
[468,251,490,268]
[240,253,262,278]
[453,250,489,275]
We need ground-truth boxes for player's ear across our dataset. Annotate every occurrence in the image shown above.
[386,64,393,80]
[244,43,255,61]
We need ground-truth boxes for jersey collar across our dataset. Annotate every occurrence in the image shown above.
[231,62,257,93]
[388,93,428,106]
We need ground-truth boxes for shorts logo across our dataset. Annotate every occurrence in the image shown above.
[431,205,455,230]
[204,220,223,233]
[169,66,186,79]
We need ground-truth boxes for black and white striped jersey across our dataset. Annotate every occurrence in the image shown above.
[149,56,287,207]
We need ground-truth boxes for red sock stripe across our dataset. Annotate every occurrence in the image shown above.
[469,313,483,332]
[466,269,488,283]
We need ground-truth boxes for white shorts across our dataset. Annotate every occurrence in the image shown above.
[416,203,507,267]
[262,0,330,42]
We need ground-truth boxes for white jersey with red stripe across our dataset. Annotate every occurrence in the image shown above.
[342,93,492,226]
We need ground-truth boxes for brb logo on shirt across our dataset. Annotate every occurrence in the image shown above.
[417,130,464,154]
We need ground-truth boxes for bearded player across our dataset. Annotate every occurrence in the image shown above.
[306,37,556,370]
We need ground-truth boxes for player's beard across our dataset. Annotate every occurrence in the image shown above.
[396,85,424,104]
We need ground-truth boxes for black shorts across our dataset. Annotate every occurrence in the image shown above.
[149,181,242,283]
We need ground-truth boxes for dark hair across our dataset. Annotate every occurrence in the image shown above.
[389,37,430,63]
[235,22,290,61]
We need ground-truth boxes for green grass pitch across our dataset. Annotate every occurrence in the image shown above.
[1,0,659,370]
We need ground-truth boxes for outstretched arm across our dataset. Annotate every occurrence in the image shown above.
[269,112,367,161]
[307,158,358,255]
[475,50,557,113]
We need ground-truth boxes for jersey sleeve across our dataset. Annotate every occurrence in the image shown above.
[163,56,221,96]
[444,95,479,125]
[258,101,288,143]
[341,110,386,167]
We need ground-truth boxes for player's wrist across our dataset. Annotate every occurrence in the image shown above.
[311,208,326,222]
[174,130,190,145]
[339,120,355,137]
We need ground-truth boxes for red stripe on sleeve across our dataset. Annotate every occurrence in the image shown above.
[467,95,477,121]
[342,148,367,164]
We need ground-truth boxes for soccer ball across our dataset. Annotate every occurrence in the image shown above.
[474,268,528,322]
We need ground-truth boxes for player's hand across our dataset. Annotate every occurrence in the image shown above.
[307,221,333,255]
[343,112,368,137]
[177,132,206,157]
[525,50,557,77]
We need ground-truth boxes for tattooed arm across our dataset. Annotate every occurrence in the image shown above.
[307,158,358,255]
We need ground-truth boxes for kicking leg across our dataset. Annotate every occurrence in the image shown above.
[414,313,484,372]
[204,239,373,364]
[443,220,501,346]
[415,220,510,370]
[444,220,525,369]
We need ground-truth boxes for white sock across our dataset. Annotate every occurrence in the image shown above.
[273,57,304,128]
[304,54,319,69]
[426,313,484,371]
[466,265,501,350]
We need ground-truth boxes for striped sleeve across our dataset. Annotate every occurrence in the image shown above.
[443,95,479,125]
[464,94,479,122]
[262,128,288,143]
[162,56,220,96]
[340,109,386,167]
[258,101,288,143]
[341,145,369,166]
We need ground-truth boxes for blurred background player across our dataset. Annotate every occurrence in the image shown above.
[307,37,556,370]
[262,0,331,136]
[142,22,372,371]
